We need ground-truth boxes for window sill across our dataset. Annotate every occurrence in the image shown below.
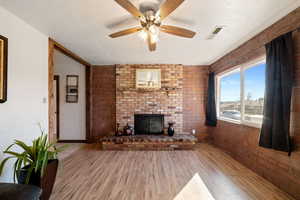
[218,117,241,125]
[217,118,262,129]
[243,121,262,129]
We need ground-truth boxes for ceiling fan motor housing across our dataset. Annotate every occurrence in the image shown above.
[139,0,160,13]
[140,9,161,30]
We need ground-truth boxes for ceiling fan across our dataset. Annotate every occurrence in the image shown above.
[109,0,196,51]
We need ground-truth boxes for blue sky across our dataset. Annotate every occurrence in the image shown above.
[220,63,266,102]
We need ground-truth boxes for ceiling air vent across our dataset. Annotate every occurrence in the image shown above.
[207,26,225,39]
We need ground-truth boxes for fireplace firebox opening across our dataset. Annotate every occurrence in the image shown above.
[134,114,164,135]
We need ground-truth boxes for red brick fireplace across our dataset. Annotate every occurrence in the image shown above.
[116,64,184,134]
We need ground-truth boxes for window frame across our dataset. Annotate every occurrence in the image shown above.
[216,56,266,128]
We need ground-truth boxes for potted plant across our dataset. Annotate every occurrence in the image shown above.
[0,127,63,200]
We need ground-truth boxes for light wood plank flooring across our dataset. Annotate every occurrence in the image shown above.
[50,144,294,200]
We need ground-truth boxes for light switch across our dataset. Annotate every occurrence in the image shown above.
[43,97,47,104]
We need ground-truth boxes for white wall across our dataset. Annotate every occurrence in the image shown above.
[0,6,48,182]
[54,50,86,140]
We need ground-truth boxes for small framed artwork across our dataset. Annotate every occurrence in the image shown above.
[0,35,8,103]
[136,69,161,89]
[67,86,78,94]
[67,75,78,86]
[66,75,78,103]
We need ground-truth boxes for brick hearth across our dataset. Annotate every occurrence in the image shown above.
[100,134,197,150]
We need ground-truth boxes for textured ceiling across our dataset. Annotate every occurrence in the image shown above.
[0,0,299,65]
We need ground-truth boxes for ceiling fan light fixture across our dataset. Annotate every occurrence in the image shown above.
[149,25,159,36]
[151,33,159,43]
[155,11,160,19]
[149,15,155,21]
[139,15,147,23]
[139,29,148,41]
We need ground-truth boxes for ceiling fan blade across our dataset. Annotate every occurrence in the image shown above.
[147,32,156,51]
[160,25,196,38]
[158,0,185,20]
[115,0,144,19]
[109,27,142,38]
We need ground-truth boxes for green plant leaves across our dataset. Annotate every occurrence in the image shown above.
[41,151,48,177]
[0,156,14,176]
[0,127,62,184]
[14,140,32,156]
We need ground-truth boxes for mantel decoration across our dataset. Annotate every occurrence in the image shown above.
[115,123,134,136]
[66,75,79,103]
[123,123,134,135]
[115,123,123,136]
[168,122,175,136]
[136,69,161,89]
[0,35,8,103]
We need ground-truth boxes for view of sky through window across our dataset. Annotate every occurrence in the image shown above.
[244,63,266,101]
[220,63,266,102]
[220,70,240,102]
[219,62,266,123]
[244,63,266,124]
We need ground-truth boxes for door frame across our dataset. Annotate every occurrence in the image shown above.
[48,38,92,143]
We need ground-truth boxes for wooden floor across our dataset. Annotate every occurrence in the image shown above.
[50,144,294,200]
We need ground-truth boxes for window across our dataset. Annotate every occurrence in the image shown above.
[219,69,241,121]
[216,58,266,127]
[244,63,265,125]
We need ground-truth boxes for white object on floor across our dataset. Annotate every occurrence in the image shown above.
[174,173,215,200]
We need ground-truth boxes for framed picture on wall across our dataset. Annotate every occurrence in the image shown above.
[0,35,8,103]
[136,69,161,89]
[66,75,79,103]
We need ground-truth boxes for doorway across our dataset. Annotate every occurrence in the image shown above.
[49,39,91,143]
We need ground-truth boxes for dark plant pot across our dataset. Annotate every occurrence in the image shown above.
[17,166,41,186]
[17,159,59,200]
[168,123,175,137]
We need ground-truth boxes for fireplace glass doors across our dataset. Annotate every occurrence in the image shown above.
[134,114,164,135]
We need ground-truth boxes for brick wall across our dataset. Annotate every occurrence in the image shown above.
[211,8,300,73]
[209,8,300,199]
[116,64,184,134]
[91,65,209,140]
[91,66,116,141]
[183,66,209,138]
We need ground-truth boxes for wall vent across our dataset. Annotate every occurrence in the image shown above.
[207,26,225,39]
